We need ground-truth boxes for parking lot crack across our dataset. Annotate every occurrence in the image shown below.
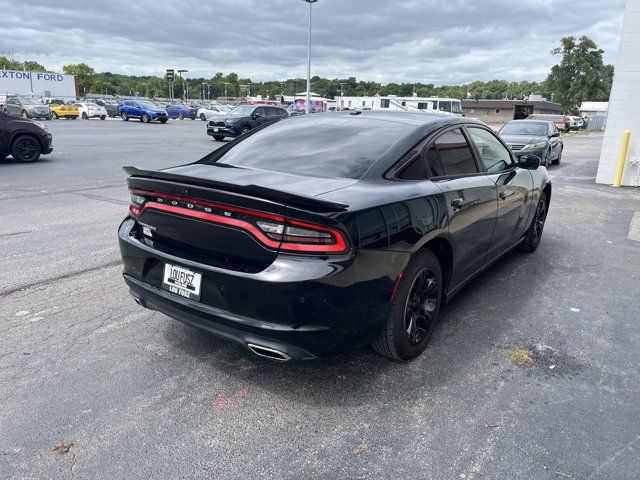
[0,260,122,297]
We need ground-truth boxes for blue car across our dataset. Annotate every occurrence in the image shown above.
[165,104,197,120]
[120,100,168,123]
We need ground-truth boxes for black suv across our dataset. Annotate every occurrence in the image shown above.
[207,104,288,141]
[0,110,53,162]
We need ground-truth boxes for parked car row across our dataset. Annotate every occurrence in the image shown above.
[527,114,586,132]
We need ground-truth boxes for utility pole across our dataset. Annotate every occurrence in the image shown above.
[178,69,188,101]
[303,0,318,114]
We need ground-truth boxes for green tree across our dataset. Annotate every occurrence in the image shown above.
[90,79,115,95]
[62,63,95,95]
[0,56,47,71]
[21,60,47,72]
[544,36,614,113]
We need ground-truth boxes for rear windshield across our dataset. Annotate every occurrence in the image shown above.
[215,116,410,179]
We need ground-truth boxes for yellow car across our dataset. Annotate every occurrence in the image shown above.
[50,102,79,119]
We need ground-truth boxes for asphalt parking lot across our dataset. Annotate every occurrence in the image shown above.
[2,119,640,479]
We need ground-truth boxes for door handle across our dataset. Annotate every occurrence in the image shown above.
[451,198,463,209]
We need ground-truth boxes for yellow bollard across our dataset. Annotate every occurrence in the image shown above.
[613,130,631,187]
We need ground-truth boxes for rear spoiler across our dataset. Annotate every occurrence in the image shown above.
[123,166,349,213]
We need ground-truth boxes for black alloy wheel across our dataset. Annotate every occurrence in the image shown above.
[11,135,42,163]
[519,193,547,253]
[373,250,443,360]
[404,268,439,346]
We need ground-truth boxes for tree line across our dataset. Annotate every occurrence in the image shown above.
[0,36,613,113]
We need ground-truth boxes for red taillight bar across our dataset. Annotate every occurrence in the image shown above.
[129,190,349,254]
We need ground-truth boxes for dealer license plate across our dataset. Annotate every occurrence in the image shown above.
[162,263,202,301]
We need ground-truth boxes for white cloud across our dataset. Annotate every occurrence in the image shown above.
[0,0,625,84]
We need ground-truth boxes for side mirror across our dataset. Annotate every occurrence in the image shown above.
[518,154,541,170]
[550,131,560,138]
[252,112,262,119]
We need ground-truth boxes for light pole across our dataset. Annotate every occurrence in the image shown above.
[178,69,188,101]
[303,0,317,114]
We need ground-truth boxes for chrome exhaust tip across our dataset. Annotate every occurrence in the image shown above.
[247,343,291,361]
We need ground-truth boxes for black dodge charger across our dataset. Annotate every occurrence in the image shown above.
[118,111,551,361]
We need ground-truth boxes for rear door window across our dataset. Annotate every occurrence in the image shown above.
[434,128,478,176]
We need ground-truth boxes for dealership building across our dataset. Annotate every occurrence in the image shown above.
[461,96,563,123]
[0,69,77,100]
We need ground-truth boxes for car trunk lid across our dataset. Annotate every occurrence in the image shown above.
[125,165,351,273]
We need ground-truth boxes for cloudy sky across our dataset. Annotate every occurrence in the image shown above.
[0,0,626,85]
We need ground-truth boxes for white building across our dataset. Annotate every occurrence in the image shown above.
[334,95,463,116]
[596,0,640,186]
[579,101,609,118]
[0,69,77,100]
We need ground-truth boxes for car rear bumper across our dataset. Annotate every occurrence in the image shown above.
[118,217,406,359]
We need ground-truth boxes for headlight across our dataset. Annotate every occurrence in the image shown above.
[523,142,546,150]
[225,119,235,125]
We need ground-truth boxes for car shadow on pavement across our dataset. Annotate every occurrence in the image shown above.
[162,246,553,408]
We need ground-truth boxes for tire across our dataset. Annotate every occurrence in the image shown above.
[519,193,548,253]
[178,113,184,120]
[240,125,251,135]
[200,114,206,121]
[121,112,129,121]
[51,112,59,119]
[45,114,51,121]
[141,113,150,123]
[0,154,8,160]
[11,135,42,163]
[82,112,88,120]
[22,110,29,119]
[100,115,106,120]
[70,116,77,120]
[372,250,443,361]
[552,146,562,165]
[213,135,225,141]
[160,119,168,124]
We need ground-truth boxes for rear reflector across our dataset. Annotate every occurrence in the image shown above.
[129,189,349,254]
